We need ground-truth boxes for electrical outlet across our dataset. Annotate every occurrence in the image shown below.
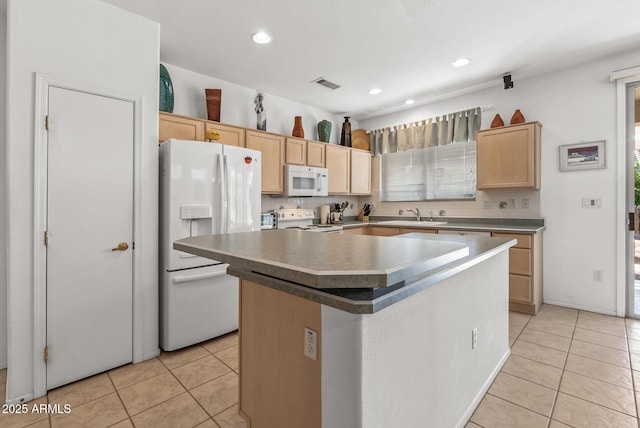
[304,327,317,360]
[522,198,530,209]
[593,270,604,282]
[499,201,508,209]
[508,199,516,209]
[483,200,494,209]
[472,328,478,350]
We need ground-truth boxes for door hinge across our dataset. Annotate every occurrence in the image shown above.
[44,346,49,363]
[132,242,135,250]
[44,231,49,246]
[45,115,50,131]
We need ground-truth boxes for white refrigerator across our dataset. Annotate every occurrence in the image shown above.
[159,139,261,351]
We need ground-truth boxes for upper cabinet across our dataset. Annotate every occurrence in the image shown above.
[326,145,351,194]
[285,138,307,165]
[205,122,245,147]
[476,122,541,190]
[350,148,371,195]
[159,112,204,142]
[246,130,285,194]
[306,141,326,168]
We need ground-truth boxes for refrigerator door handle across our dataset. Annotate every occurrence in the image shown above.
[223,153,229,234]
[218,153,226,234]
[173,270,228,284]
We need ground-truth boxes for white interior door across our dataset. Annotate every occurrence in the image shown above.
[46,86,134,389]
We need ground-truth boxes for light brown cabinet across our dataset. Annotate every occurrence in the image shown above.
[350,148,371,195]
[342,227,365,235]
[493,232,542,314]
[476,122,542,190]
[368,227,399,236]
[306,141,326,168]
[326,145,351,194]
[400,228,436,235]
[159,112,204,142]
[205,122,245,147]
[285,138,307,165]
[246,131,285,194]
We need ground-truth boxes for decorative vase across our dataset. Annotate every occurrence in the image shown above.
[159,64,174,113]
[490,114,504,128]
[205,88,222,122]
[292,116,304,138]
[257,111,266,131]
[254,91,266,131]
[317,120,331,143]
[340,116,352,147]
[510,109,525,125]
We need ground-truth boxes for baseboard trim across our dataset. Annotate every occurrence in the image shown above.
[456,347,511,428]
[5,392,35,406]
[542,299,618,317]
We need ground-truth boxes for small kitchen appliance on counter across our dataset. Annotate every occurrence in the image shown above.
[261,212,276,230]
[275,208,343,233]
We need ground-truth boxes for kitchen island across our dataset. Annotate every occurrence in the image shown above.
[175,230,515,428]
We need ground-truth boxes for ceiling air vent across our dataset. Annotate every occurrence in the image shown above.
[312,77,341,90]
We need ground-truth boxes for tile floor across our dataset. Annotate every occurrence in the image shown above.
[3,305,640,427]
[0,331,245,428]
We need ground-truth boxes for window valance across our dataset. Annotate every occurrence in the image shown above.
[370,107,482,155]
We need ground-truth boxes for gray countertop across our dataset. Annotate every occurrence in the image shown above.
[174,231,515,314]
[174,230,471,289]
[343,216,545,233]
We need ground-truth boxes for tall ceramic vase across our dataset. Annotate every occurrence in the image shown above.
[340,116,352,147]
[292,116,304,138]
[317,120,331,143]
[159,64,174,113]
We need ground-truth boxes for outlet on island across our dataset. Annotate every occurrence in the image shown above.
[304,327,317,360]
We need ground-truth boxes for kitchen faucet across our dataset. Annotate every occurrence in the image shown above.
[406,208,421,221]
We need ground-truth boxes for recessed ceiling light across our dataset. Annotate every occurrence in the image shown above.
[451,58,470,67]
[405,99,415,105]
[252,31,272,44]
[368,88,382,95]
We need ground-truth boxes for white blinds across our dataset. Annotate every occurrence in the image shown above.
[381,141,476,201]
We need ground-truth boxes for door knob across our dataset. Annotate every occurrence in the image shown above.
[111,242,129,251]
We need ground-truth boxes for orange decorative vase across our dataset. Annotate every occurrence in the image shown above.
[490,114,504,128]
[510,109,525,125]
[292,116,304,138]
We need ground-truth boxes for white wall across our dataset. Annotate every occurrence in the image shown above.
[0,3,7,370]
[5,0,159,402]
[360,49,640,315]
[164,63,359,144]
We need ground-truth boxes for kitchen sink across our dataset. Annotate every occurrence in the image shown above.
[376,220,448,226]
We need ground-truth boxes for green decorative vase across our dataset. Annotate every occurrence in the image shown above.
[159,64,174,113]
[317,120,331,143]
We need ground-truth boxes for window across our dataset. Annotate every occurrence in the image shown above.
[380,141,476,201]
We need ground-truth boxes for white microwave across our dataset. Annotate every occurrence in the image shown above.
[283,164,329,197]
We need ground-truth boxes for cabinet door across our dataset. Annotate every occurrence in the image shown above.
[246,131,285,194]
[307,141,326,167]
[205,122,245,147]
[285,138,307,165]
[350,149,371,195]
[326,145,350,194]
[159,112,204,142]
[509,274,532,303]
[400,228,436,234]
[343,227,365,235]
[476,122,541,190]
[369,227,399,236]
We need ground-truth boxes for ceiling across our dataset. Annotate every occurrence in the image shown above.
[102,0,640,120]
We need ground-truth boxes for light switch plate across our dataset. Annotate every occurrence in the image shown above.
[582,198,602,208]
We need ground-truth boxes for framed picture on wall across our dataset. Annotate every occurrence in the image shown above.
[559,140,606,172]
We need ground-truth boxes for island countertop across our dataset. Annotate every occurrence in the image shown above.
[174,229,471,289]
[174,231,516,313]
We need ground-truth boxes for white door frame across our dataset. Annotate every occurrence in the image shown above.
[33,74,144,397]
[612,66,640,317]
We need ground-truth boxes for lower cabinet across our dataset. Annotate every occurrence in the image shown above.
[400,228,436,234]
[493,232,542,314]
[368,227,399,236]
